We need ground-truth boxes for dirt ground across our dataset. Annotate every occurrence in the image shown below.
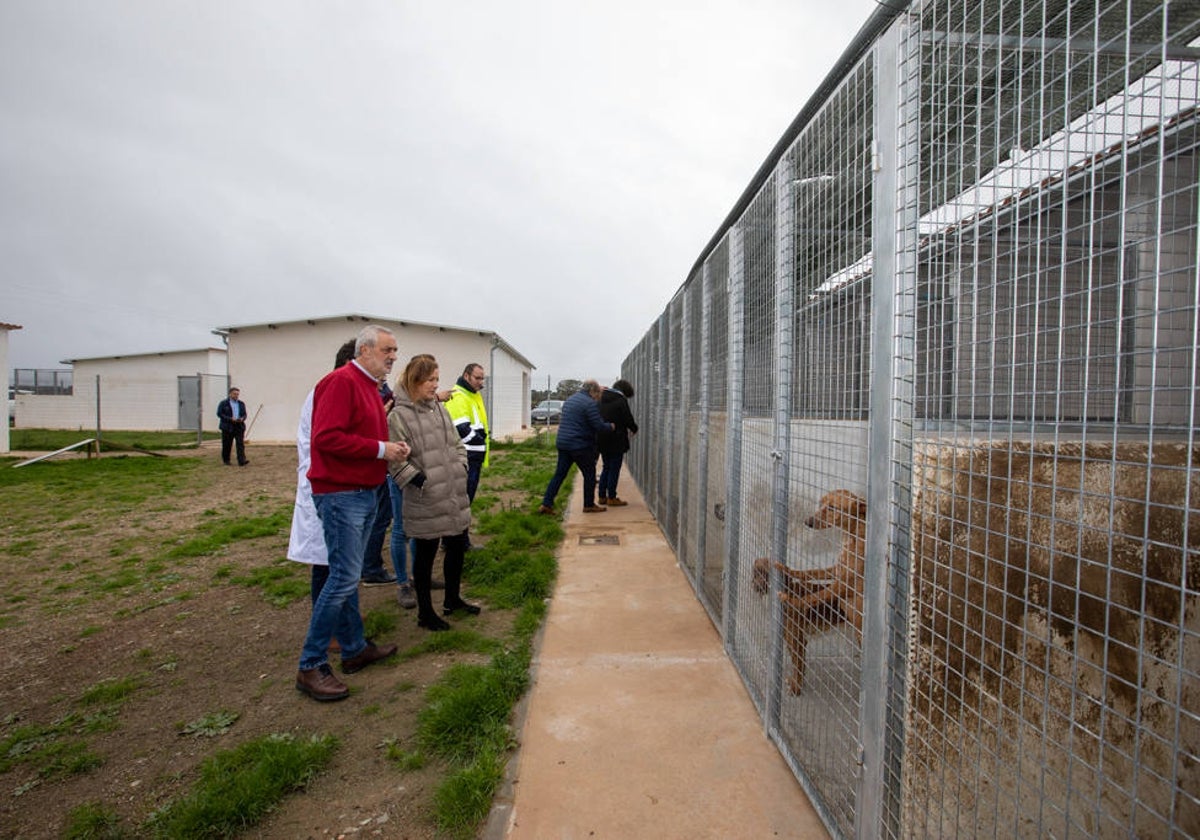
[0,443,515,840]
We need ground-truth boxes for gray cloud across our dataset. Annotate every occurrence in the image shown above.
[2,0,878,384]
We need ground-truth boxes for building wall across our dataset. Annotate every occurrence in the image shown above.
[486,343,531,439]
[15,349,226,432]
[227,318,532,444]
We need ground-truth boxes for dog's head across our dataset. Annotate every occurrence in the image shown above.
[751,557,771,594]
[804,489,867,534]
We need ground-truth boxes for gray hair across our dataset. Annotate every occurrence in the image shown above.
[354,325,395,356]
[582,379,602,397]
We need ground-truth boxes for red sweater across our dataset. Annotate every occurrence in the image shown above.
[307,361,388,494]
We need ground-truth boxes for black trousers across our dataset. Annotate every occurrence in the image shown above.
[221,427,246,464]
[412,530,468,620]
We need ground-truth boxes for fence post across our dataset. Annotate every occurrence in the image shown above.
[860,16,914,840]
[765,158,797,732]
[94,374,102,446]
[694,263,711,593]
[721,224,745,656]
[196,372,203,447]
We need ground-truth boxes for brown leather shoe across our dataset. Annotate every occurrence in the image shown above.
[582,505,607,513]
[597,496,608,505]
[606,497,628,506]
[296,664,350,702]
[537,505,555,515]
[341,640,398,674]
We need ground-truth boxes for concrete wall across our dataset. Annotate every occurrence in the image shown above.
[226,318,532,444]
[15,349,226,432]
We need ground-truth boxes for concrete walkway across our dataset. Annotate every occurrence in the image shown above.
[484,475,829,839]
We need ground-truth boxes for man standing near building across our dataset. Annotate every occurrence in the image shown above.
[216,387,249,466]
[444,363,490,504]
[295,325,409,702]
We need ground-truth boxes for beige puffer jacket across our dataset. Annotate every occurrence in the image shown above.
[387,389,470,540]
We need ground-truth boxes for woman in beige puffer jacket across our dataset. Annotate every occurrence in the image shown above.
[387,354,479,631]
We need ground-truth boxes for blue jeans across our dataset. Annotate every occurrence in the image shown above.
[598,450,624,499]
[542,447,599,509]
[361,483,393,579]
[299,489,375,670]
[386,475,410,584]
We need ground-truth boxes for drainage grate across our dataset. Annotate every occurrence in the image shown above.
[578,534,620,546]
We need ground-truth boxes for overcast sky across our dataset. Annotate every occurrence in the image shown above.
[2,0,880,388]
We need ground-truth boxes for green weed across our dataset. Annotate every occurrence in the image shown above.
[178,711,239,738]
[384,740,427,771]
[166,511,289,558]
[79,676,141,707]
[363,607,398,639]
[62,801,129,839]
[144,733,337,838]
[225,558,309,606]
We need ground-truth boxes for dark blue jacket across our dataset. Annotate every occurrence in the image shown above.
[555,390,611,451]
[216,398,247,433]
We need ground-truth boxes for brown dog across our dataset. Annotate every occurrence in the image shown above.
[751,489,866,694]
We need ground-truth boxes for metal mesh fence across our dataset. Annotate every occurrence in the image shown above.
[622,1,1199,837]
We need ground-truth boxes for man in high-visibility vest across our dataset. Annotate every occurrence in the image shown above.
[444,363,490,522]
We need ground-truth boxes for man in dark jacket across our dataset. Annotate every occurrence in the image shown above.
[216,387,249,466]
[538,380,613,515]
[596,379,637,506]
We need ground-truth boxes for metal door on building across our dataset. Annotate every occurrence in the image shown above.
[178,376,200,431]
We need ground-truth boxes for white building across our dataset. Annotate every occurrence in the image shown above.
[216,314,534,444]
[15,348,227,433]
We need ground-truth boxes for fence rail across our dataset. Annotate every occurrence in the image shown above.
[623,1,1199,837]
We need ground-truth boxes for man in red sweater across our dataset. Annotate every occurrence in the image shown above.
[296,325,410,701]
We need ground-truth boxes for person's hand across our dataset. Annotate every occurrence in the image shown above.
[437,389,453,402]
[385,441,410,461]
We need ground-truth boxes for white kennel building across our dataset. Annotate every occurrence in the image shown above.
[217,314,535,445]
[15,347,227,434]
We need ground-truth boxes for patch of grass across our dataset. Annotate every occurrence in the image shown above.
[0,714,107,779]
[166,511,290,558]
[419,648,530,834]
[363,607,398,640]
[0,457,203,523]
[144,733,337,838]
[2,538,38,556]
[79,675,141,707]
[9,428,219,452]
[398,628,501,661]
[226,557,310,607]
[433,745,506,837]
[384,740,427,771]
[62,801,130,839]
